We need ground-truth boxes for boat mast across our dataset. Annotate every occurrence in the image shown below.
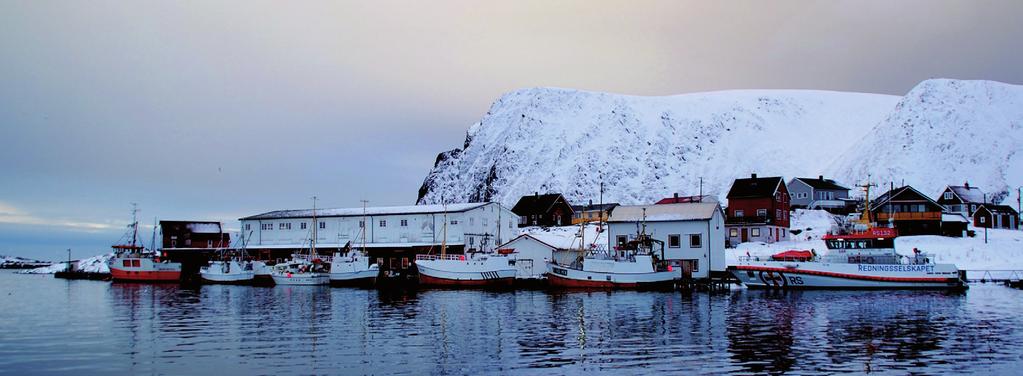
[150,217,158,253]
[130,203,139,250]
[441,201,448,258]
[361,199,369,255]
[857,176,876,229]
[311,196,318,259]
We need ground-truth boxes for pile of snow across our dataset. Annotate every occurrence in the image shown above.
[418,79,1022,208]
[726,210,1023,270]
[20,253,113,274]
[0,255,50,268]
[786,209,840,242]
[520,224,609,250]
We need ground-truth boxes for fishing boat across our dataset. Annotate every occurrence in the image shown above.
[729,179,967,290]
[545,214,680,289]
[109,206,182,283]
[330,202,379,286]
[200,228,258,284]
[415,205,515,287]
[271,197,330,286]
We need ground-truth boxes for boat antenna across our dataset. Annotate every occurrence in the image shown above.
[311,196,318,260]
[361,199,369,256]
[130,203,139,250]
[857,176,877,229]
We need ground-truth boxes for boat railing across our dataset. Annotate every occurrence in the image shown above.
[416,254,464,261]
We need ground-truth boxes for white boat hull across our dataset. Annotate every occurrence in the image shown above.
[200,261,256,284]
[546,263,680,289]
[415,257,516,287]
[729,261,967,290]
[271,272,329,285]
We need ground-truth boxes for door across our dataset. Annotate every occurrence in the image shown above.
[516,259,533,278]
[741,228,748,242]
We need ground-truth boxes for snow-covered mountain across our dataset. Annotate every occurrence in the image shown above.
[417,79,1022,207]
[829,79,1023,203]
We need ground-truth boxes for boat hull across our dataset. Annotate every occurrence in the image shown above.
[329,269,378,287]
[109,257,182,283]
[729,262,967,290]
[415,261,516,287]
[271,273,329,285]
[545,264,679,290]
[200,271,255,284]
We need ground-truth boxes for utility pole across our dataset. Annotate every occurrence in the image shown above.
[984,193,988,244]
[67,248,72,273]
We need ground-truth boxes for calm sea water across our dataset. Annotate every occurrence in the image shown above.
[1,271,1022,375]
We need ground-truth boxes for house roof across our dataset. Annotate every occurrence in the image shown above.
[241,203,488,220]
[655,195,718,204]
[870,186,943,211]
[512,193,573,216]
[947,185,986,204]
[570,203,619,212]
[942,213,969,223]
[608,202,720,223]
[726,176,784,199]
[497,233,561,250]
[977,204,1019,215]
[792,177,850,191]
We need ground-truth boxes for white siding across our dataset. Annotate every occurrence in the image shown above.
[606,208,726,279]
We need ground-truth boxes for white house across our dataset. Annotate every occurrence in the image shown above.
[239,202,518,271]
[606,202,726,280]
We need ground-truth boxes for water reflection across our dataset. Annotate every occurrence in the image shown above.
[1,272,1023,375]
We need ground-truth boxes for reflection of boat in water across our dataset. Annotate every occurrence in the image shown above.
[545,214,680,289]
[730,179,967,290]
[271,197,330,286]
[109,206,181,283]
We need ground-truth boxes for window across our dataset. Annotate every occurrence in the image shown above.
[245,224,251,231]
[301,222,307,230]
[944,192,953,200]
[729,228,738,237]
[207,240,213,248]
[734,210,744,217]
[379,220,386,227]
[261,223,272,231]
[751,228,761,237]
[689,234,702,248]
[400,219,408,227]
[482,218,488,227]
[319,222,325,229]
[451,220,458,225]
[170,236,177,248]
[279,223,291,230]
[185,239,191,246]
[668,234,681,248]
[776,209,781,219]
[616,235,628,247]
[509,221,513,229]
[757,209,767,217]
[980,216,986,224]
[359,220,365,228]
[469,218,474,226]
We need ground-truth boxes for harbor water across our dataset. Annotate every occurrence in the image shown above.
[1,271,1022,375]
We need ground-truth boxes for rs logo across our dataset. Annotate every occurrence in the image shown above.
[759,271,788,287]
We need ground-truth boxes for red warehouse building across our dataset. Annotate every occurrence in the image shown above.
[725,174,790,246]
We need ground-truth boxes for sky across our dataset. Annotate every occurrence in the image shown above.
[2,1,1022,260]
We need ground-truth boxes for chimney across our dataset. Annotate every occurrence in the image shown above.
[819,175,824,181]
[674,192,679,199]
[751,173,757,179]
[534,192,539,198]
[964,181,969,189]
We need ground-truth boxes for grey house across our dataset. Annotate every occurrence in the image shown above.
[788,176,850,210]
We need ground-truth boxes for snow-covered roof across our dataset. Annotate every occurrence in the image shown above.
[608,202,720,223]
[942,213,969,223]
[241,203,489,220]
[949,185,985,204]
[187,223,223,234]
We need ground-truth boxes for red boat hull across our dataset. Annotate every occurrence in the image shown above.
[418,273,514,287]
[110,268,181,282]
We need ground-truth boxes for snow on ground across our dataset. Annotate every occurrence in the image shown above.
[20,253,113,274]
[1,255,50,267]
[728,209,1023,271]
[520,224,609,250]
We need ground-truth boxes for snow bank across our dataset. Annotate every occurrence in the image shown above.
[520,224,609,250]
[20,253,113,274]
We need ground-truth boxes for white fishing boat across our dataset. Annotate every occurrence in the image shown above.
[415,204,515,287]
[330,202,379,286]
[200,259,255,284]
[729,179,967,290]
[545,215,680,289]
[271,197,330,286]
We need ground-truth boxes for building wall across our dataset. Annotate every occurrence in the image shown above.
[725,224,788,246]
[500,236,556,279]
[788,180,813,208]
[606,209,726,279]
[240,203,519,250]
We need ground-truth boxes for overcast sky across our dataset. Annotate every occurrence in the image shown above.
[2,1,1022,260]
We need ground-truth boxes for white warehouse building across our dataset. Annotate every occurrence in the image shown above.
[606,202,727,280]
[239,202,518,272]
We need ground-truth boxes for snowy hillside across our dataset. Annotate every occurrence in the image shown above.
[21,253,113,274]
[829,79,1023,203]
[418,87,899,207]
[418,79,1022,208]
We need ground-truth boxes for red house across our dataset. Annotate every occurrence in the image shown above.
[160,220,230,249]
[725,174,790,246]
[973,204,1020,230]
